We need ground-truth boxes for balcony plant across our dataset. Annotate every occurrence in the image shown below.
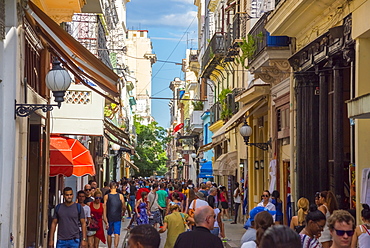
[192,101,204,111]
[236,33,263,69]
[219,88,233,121]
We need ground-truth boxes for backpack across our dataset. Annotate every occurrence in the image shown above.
[55,203,82,221]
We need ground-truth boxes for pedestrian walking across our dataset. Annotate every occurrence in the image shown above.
[157,183,168,220]
[241,206,276,245]
[148,183,162,228]
[48,187,87,248]
[167,192,183,214]
[220,186,230,221]
[88,189,106,248]
[257,190,276,211]
[351,204,370,248]
[318,190,338,248]
[174,206,223,248]
[327,210,355,248]
[260,225,301,248]
[135,191,149,225]
[241,211,274,248]
[159,204,194,248]
[103,181,126,248]
[290,197,310,233]
[231,182,242,224]
[271,190,283,224]
[128,224,160,248]
[299,205,326,248]
[76,190,91,245]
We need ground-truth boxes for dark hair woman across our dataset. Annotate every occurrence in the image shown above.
[318,191,338,248]
[241,211,274,248]
[260,225,301,248]
[351,204,370,248]
[271,190,283,224]
[300,204,326,248]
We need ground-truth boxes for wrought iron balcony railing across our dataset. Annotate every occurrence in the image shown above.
[210,102,221,125]
[201,32,225,77]
[248,13,290,63]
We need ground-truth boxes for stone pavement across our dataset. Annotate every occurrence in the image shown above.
[96,217,246,248]
[223,219,245,248]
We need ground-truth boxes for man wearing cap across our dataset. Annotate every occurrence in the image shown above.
[240,206,276,245]
[189,192,209,213]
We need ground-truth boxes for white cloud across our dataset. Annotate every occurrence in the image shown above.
[131,10,197,29]
[171,0,194,4]
[157,10,197,28]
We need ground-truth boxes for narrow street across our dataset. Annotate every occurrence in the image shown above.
[98,218,245,248]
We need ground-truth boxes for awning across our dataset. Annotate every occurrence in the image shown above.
[123,157,140,172]
[212,97,267,144]
[198,142,217,153]
[26,2,120,101]
[198,161,214,178]
[50,136,96,177]
[104,118,130,141]
[213,151,238,176]
[346,93,370,119]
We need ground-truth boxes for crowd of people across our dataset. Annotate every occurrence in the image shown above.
[48,178,370,248]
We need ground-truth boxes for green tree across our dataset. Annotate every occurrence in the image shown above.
[132,117,171,177]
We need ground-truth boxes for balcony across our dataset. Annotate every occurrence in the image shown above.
[248,13,290,64]
[247,13,291,84]
[224,14,242,62]
[210,102,221,126]
[190,111,203,133]
[201,32,225,78]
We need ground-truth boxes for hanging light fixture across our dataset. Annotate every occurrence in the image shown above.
[15,58,71,117]
[239,121,271,151]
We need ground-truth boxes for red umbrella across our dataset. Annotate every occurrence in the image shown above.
[50,136,96,177]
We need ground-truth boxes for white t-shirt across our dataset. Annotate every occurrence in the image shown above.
[241,241,257,248]
[214,208,221,228]
[189,199,209,209]
[234,188,241,204]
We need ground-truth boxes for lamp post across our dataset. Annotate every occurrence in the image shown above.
[239,121,271,151]
[15,58,71,117]
[112,143,121,181]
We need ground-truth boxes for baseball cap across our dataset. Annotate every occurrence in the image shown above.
[244,206,276,229]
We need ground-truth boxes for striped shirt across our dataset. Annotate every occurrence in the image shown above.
[300,234,323,248]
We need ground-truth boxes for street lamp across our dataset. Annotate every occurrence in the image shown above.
[239,121,271,151]
[15,58,71,117]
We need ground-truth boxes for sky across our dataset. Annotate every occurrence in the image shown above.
[126,0,198,129]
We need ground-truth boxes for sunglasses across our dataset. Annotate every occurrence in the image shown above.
[95,197,103,200]
[85,189,92,191]
[334,229,354,236]
[262,195,269,197]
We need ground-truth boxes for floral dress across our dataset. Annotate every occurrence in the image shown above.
[136,202,149,225]
[89,203,106,244]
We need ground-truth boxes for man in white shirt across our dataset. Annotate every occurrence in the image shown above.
[231,182,241,224]
[189,192,209,211]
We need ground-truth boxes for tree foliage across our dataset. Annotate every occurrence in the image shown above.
[132,117,171,177]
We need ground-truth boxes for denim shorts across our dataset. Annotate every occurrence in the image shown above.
[56,238,80,248]
[210,227,220,236]
[107,221,121,235]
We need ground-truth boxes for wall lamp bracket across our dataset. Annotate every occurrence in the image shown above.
[15,100,61,118]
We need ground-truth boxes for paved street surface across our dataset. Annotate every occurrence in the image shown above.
[98,217,245,248]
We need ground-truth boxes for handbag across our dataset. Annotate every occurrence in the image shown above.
[180,213,191,232]
[88,216,99,231]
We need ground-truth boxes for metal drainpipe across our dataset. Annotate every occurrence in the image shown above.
[289,68,296,215]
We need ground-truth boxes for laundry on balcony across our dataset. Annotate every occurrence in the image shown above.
[49,135,95,177]
[26,2,120,103]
